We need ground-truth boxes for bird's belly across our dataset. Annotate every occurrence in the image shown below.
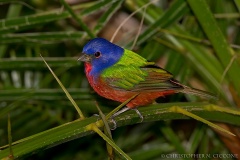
[89,78,175,108]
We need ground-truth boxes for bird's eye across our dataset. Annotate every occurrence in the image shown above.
[94,51,101,58]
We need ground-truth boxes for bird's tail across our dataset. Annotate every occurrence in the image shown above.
[170,79,218,100]
[180,86,218,100]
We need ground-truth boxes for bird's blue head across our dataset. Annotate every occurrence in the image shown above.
[78,38,124,76]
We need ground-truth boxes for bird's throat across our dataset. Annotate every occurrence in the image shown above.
[84,62,92,74]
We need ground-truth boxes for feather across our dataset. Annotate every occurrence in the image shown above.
[169,79,218,100]
[101,59,184,92]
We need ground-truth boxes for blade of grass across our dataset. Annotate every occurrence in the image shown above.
[59,0,95,38]
[81,0,112,15]
[0,96,31,119]
[127,0,163,22]
[198,129,209,154]
[0,3,22,57]
[204,105,240,115]
[164,26,223,81]
[0,57,78,70]
[95,102,114,159]
[234,0,240,12]
[111,0,159,42]
[7,114,14,159]
[168,106,235,136]
[94,0,124,34]
[0,88,92,101]
[187,124,205,153]
[156,26,230,102]
[129,144,174,160]
[160,124,188,156]
[0,1,107,34]
[187,0,240,96]
[136,0,189,46]
[0,117,96,159]
[40,55,85,119]
[87,124,132,160]
[0,31,85,44]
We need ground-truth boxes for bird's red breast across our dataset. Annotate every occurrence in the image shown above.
[85,62,176,108]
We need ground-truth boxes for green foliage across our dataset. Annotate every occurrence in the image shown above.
[0,0,240,159]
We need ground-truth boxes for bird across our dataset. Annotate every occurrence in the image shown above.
[78,37,216,124]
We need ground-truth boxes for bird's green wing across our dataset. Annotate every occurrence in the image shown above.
[132,65,183,92]
[101,64,147,90]
[101,49,183,92]
[101,63,183,92]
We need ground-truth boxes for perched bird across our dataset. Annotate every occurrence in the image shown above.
[78,38,216,120]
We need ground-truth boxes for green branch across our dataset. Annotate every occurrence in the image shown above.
[0,102,239,159]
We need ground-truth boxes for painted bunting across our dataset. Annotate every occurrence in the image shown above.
[78,38,215,119]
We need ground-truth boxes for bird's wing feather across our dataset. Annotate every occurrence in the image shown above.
[101,64,183,92]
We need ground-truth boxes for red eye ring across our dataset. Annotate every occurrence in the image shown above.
[94,51,101,58]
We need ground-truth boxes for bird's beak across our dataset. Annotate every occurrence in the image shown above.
[78,53,92,62]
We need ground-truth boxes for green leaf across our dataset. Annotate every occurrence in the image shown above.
[94,0,124,34]
[0,31,85,44]
[0,57,78,70]
[187,0,240,96]
[136,0,189,46]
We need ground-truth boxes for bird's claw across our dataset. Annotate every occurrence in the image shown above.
[93,113,117,130]
[110,116,117,130]
[93,114,99,117]
[133,108,144,123]
[92,114,101,121]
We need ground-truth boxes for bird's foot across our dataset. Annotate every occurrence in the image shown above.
[92,114,100,120]
[92,113,117,130]
[110,117,117,130]
[132,108,144,123]
[109,107,144,130]
[93,114,99,117]
[110,107,130,130]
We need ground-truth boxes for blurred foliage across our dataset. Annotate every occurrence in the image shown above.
[0,0,240,159]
